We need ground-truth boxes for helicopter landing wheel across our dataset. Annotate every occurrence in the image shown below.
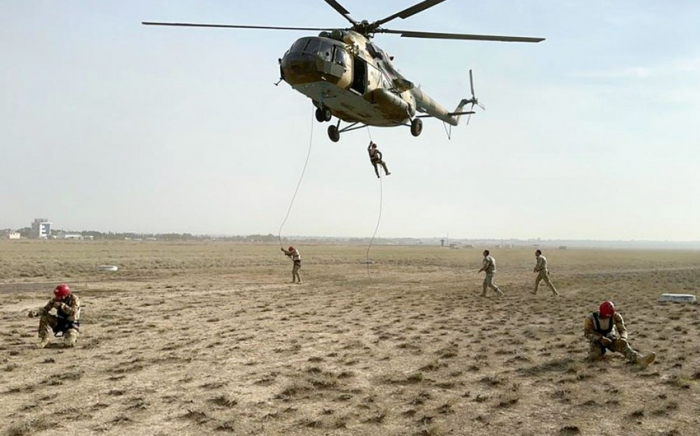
[328,125,340,142]
[315,107,332,123]
[410,118,423,137]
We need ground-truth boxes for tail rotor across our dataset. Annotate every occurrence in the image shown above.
[466,69,485,125]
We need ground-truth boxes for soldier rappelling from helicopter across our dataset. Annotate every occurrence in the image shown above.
[367,141,390,178]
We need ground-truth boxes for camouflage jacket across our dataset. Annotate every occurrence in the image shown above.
[42,294,81,322]
[584,311,627,343]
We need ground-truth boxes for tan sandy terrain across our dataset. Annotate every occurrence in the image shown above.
[1,240,699,436]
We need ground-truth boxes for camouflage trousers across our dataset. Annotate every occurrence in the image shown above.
[39,313,79,347]
[371,159,389,177]
[534,270,558,295]
[482,273,503,295]
[588,338,641,363]
[291,262,302,283]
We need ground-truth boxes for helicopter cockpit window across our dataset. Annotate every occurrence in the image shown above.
[290,38,310,54]
[333,46,348,66]
[303,38,321,56]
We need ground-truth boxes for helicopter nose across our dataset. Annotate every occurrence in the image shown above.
[280,52,321,85]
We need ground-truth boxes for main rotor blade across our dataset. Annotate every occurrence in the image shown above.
[374,0,447,27]
[142,22,334,32]
[322,0,358,26]
[382,29,545,43]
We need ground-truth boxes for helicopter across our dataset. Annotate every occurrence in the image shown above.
[143,0,544,142]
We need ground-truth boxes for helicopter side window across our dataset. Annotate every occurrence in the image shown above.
[333,46,348,66]
[318,40,333,61]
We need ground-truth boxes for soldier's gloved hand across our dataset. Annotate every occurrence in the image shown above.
[600,337,613,346]
[28,310,37,318]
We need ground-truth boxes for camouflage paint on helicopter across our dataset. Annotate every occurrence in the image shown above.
[279,29,474,141]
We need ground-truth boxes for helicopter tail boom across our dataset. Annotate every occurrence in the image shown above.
[411,70,481,126]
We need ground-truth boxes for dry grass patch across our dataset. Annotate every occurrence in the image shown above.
[1,241,699,436]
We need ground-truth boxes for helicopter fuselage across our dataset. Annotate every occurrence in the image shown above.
[279,30,461,128]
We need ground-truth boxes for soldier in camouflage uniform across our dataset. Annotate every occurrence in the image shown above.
[29,284,81,348]
[281,246,302,284]
[584,300,655,368]
[478,250,503,296]
[532,249,559,295]
[368,141,390,178]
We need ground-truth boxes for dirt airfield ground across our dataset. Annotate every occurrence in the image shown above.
[1,240,699,436]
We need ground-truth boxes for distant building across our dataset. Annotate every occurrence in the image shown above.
[58,234,83,240]
[1,229,21,239]
[30,218,51,239]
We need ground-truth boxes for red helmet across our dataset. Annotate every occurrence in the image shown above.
[599,300,615,318]
[288,246,294,251]
[54,284,71,299]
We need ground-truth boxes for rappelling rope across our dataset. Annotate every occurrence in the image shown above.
[366,176,383,278]
[278,108,314,248]
[366,128,384,278]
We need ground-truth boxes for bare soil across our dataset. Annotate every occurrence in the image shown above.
[1,240,699,436]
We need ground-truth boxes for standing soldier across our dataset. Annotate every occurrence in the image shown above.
[29,284,81,348]
[281,246,303,284]
[477,250,503,296]
[584,300,656,368]
[532,249,559,295]
[367,141,390,178]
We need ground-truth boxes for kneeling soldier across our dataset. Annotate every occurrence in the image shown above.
[29,284,81,348]
[584,300,655,368]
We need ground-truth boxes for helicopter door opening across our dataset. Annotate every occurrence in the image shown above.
[351,56,366,95]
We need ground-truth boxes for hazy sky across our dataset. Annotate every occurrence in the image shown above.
[2,1,699,240]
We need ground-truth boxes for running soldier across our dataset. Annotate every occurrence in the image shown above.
[281,246,302,284]
[532,249,559,295]
[478,250,503,296]
[29,284,81,348]
[584,300,656,368]
[367,141,390,178]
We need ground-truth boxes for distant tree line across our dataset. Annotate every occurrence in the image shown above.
[42,230,281,242]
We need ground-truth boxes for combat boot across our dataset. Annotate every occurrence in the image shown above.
[637,352,656,369]
[38,336,50,349]
[63,329,78,347]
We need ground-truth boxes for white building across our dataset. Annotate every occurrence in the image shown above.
[8,232,20,239]
[31,218,52,239]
